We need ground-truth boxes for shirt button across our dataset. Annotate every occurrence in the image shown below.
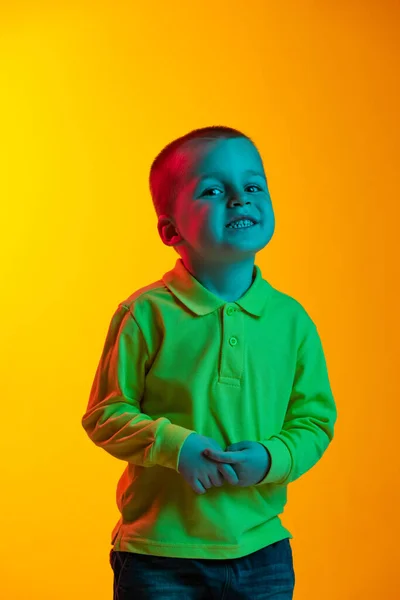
[229,337,238,346]
[227,307,235,316]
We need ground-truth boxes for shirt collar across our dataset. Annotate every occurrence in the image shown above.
[162,258,273,317]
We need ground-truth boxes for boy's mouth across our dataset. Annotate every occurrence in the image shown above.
[226,218,257,230]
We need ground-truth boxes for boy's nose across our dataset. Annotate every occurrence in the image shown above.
[229,195,251,207]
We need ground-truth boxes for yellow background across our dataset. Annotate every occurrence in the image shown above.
[1,1,398,598]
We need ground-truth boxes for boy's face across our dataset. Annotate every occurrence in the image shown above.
[158,137,275,263]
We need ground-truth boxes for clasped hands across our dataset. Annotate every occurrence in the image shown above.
[177,433,271,495]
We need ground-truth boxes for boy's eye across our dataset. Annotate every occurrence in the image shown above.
[202,188,221,196]
[201,185,261,196]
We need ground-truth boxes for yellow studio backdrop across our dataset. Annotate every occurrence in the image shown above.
[0,1,398,598]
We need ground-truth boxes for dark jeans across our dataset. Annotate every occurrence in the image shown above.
[110,538,295,599]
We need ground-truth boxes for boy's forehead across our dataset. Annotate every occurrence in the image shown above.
[181,137,264,181]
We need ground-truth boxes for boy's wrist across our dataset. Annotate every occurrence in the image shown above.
[257,443,272,479]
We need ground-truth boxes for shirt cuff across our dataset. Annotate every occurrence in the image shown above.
[151,423,196,471]
[254,437,292,486]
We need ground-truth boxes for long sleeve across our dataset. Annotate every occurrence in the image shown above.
[256,323,337,486]
[81,304,195,471]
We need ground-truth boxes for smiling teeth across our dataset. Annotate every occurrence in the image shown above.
[227,219,254,229]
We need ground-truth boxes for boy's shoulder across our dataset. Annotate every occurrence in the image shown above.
[268,284,317,331]
[118,277,166,314]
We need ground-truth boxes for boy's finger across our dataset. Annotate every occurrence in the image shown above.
[218,464,239,485]
[203,449,242,463]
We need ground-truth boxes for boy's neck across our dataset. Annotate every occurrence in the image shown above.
[181,255,256,303]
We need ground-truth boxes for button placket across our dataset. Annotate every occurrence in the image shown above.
[226,305,238,347]
[219,304,243,383]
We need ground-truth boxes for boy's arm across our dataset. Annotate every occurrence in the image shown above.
[81,304,195,471]
[255,321,337,487]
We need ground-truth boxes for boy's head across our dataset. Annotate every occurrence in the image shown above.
[149,126,275,265]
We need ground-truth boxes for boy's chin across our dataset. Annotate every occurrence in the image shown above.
[221,239,269,254]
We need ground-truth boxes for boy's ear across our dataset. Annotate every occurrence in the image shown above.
[157,215,183,248]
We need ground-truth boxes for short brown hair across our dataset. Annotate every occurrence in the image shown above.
[149,125,254,219]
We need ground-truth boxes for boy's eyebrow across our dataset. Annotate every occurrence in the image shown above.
[199,169,265,181]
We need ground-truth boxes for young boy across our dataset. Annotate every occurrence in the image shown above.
[82,125,337,599]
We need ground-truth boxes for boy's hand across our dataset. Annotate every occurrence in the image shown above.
[178,433,240,494]
[203,441,271,487]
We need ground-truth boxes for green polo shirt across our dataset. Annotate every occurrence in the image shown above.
[82,258,337,559]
